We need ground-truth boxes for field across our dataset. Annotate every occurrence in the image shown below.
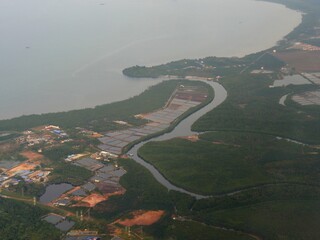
[292,89,320,105]
[6,151,42,177]
[98,84,210,154]
[273,50,320,72]
[75,193,110,208]
[20,151,44,161]
[116,210,165,227]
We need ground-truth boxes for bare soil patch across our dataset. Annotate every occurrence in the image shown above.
[20,151,44,162]
[74,193,109,207]
[7,162,38,176]
[180,135,199,142]
[73,189,125,208]
[273,51,320,72]
[116,210,165,227]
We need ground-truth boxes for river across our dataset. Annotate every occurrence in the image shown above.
[0,0,301,120]
[129,81,227,199]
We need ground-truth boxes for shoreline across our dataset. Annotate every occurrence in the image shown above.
[0,0,306,122]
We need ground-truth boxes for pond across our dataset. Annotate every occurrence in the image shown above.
[39,183,73,204]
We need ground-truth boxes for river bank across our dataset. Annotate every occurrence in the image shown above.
[128,81,227,199]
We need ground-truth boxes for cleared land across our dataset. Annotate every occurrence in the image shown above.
[20,151,44,161]
[292,90,320,105]
[50,163,127,208]
[75,193,110,208]
[301,72,320,85]
[273,51,320,72]
[98,85,209,154]
[6,161,39,177]
[116,210,165,226]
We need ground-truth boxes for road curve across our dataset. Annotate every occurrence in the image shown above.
[128,81,228,199]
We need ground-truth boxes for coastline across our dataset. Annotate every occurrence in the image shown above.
[0,0,303,125]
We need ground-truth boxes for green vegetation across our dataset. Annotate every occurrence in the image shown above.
[11,182,46,198]
[92,158,260,239]
[41,142,93,185]
[48,161,93,186]
[0,132,20,142]
[193,74,320,143]
[1,1,319,239]
[0,150,26,163]
[42,142,88,162]
[303,38,320,47]
[139,132,320,195]
[163,221,255,240]
[0,141,26,163]
[93,158,172,220]
[122,83,214,154]
[190,183,320,240]
[0,198,61,240]
[193,184,320,212]
[123,57,248,78]
[204,200,320,240]
[0,80,192,132]
[123,53,285,79]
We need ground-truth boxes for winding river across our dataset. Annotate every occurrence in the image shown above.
[128,81,227,199]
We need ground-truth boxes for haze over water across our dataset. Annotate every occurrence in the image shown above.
[0,0,301,120]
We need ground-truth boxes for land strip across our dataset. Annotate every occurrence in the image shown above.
[98,84,210,155]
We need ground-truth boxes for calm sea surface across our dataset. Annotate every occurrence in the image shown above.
[0,0,301,119]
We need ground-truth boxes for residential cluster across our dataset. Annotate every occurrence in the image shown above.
[16,125,70,148]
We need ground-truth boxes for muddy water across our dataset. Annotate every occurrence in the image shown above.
[128,81,227,199]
